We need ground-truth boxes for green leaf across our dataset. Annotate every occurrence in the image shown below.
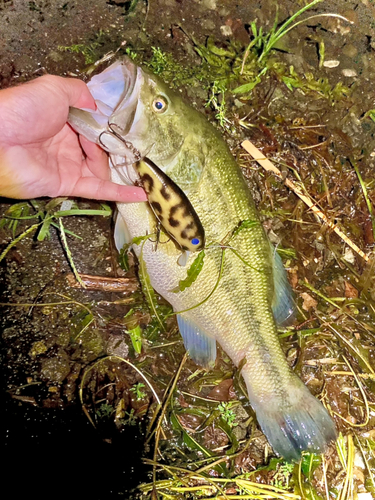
[50,222,82,239]
[128,325,143,354]
[301,453,322,478]
[365,109,375,122]
[232,219,259,238]
[54,208,111,217]
[217,416,239,454]
[37,217,52,241]
[173,250,205,293]
[232,78,261,94]
[58,218,85,288]
[45,197,69,211]
[206,36,236,58]
[118,245,130,271]
[132,234,152,246]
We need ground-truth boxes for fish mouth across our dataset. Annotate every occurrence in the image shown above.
[109,58,140,135]
[86,57,139,121]
[86,57,145,161]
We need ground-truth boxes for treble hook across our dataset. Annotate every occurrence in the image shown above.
[108,122,142,161]
[98,122,142,161]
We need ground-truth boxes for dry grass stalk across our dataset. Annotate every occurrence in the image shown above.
[241,140,369,262]
[66,272,138,292]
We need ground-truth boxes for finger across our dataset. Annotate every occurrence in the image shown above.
[0,76,96,144]
[80,135,110,181]
[39,75,96,110]
[69,177,147,203]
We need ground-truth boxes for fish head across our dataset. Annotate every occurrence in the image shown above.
[69,58,190,167]
[69,58,209,186]
[68,58,142,164]
[107,60,189,167]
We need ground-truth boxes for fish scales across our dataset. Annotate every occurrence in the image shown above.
[68,58,336,461]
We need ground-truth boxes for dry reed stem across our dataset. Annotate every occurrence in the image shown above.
[241,140,369,262]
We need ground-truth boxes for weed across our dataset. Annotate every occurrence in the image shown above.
[0,199,111,284]
[147,1,351,127]
[58,42,101,65]
[130,382,147,401]
[217,402,238,428]
[271,461,295,489]
[58,30,107,65]
[96,403,114,420]
[121,408,137,426]
[0,201,31,237]
[125,46,138,61]
[275,64,350,101]
[365,109,375,122]
[205,81,229,128]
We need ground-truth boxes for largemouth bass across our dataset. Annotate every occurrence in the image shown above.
[68,58,336,461]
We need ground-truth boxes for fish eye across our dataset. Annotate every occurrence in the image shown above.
[152,96,168,113]
[191,238,200,246]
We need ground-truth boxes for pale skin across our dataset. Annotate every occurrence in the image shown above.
[0,74,147,202]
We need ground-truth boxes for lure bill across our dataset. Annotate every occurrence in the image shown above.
[136,158,205,253]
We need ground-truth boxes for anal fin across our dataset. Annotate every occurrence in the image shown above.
[177,314,216,369]
[271,246,295,326]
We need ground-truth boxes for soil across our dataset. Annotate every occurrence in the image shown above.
[1,1,375,499]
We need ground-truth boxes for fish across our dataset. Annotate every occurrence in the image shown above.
[68,57,336,461]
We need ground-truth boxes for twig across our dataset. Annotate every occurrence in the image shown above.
[241,140,370,262]
[66,273,138,292]
[325,371,375,380]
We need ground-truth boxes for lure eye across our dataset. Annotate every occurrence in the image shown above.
[152,96,168,113]
[191,238,200,246]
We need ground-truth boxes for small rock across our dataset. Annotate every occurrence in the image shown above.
[343,247,355,264]
[342,44,358,58]
[220,25,232,37]
[342,68,357,77]
[323,60,340,68]
[106,335,129,358]
[202,0,217,9]
[41,352,71,384]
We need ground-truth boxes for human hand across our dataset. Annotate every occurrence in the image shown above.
[0,75,147,202]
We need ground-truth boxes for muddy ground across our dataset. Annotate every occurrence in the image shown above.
[1,1,375,499]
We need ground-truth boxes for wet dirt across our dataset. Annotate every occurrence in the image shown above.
[1,0,375,499]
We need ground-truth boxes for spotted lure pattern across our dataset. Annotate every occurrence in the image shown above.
[135,158,205,252]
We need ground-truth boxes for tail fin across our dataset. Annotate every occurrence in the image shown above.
[250,381,336,461]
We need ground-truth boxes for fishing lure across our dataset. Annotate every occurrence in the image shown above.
[135,158,205,259]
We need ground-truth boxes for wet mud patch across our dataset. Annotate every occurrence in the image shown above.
[1,0,375,499]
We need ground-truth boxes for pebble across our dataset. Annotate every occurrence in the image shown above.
[323,60,340,68]
[220,25,232,37]
[342,68,357,77]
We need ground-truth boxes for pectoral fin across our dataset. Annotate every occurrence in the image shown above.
[176,314,216,369]
[114,212,131,252]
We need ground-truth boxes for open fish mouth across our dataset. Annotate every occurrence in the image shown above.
[87,58,139,127]
[88,58,145,163]
[68,58,147,164]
